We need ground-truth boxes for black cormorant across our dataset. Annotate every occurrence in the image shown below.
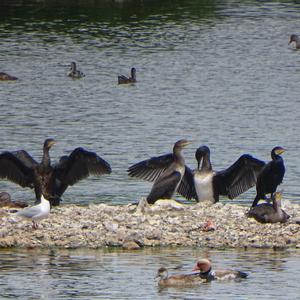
[179,145,265,203]
[252,146,285,207]
[0,72,18,80]
[246,192,289,223]
[0,139,111,206]
[68,62,85,79]
[289,34,300,49]
[127,139,190,204]
[118,67,136,84]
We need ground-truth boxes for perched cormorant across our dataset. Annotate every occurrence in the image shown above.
[16,194,50,229]
[289,34,300,49]
[68,62,85,79]
[179,145,265,203]
[0,139,112,206]
[247,192,290,224]
[127,139,190,204]
[0,72,18,80]
[192,259,248,281]
[156,267,201,287]
[252,146,285,207]
[118,67,136,84]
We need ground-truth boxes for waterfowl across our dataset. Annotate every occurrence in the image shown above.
[247,192,290,223]
[179,145,265,203]
[252,146,285,207]
[192,259,248,281]
[68,62,85,79]
[0,72,18,80]
[118,67,136,84]
[127,139,190,204]
[0,192,28,208]
[289,34,300,49]
[0,139,112,206]
[156,267,201,287]
[16,194,50,229]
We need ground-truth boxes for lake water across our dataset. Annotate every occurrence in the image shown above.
[0,1,300,298]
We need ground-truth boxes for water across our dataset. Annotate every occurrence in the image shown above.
[0,1,300,298]
[0,247,299,299]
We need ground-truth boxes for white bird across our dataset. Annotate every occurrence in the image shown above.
[16,194,50,229]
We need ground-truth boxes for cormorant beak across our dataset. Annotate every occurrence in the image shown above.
[275,148,286,155]
[182,140,191,147]
[49,140,57,147]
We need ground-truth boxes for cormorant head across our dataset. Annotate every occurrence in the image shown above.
[192,259,211,272]
[271,146,285,158]
[174,139,191,150]
[70,62,77,71]
[156,267,168,280]
[44,138,56,150]
[131,67,136,78]
[195,146,210,169]
[289,34,299,44]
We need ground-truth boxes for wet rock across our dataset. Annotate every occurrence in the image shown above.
[122,241,141,250]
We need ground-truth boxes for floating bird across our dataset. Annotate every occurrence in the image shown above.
[16,194,50,229]
[118,67,136,84]
[0,139,112,206]
[0,192,28,208]
[0,72,18,80]
[252,146,285,207]
[68,62,85,79]
[156,267,201,287]
[289,34,300,49]
[192,259,248,281]
[247,192,290,223]
[179,145,265,203]
[128,139,190,204]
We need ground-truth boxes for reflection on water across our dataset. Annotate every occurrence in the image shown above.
[0,0,299,207]
[0,247,299,299]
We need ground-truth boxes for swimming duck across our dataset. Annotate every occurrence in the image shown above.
[289,34,300,49]
[156,267,202,287]
[0,72,18,80]
[247,192,290,223]
[252,146,285,207]
[118,67,136,84]
[179,145,265,203]
[68,62,85,79]
[0,192,28,208]
[16,194,50,229]
[192,259,248,281]
[128,139,190,204]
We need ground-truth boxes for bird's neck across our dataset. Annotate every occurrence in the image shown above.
[272,198,282,213]
[42,147,51,167]
[173,148,184,165]
[199,267,215,280]
[271,152,281,161]
[200,154,212,171]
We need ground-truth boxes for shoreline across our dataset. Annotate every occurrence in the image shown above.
[0,199,299,250]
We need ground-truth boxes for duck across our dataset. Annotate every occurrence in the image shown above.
[0,192,28,208]
[252,146,285,207]
[156,267,202,287]
[118,67,136,84]
[289,34,300,49]
[0,72,18,80]
[178,145,265,203]
[192,259,248,281]
[247,192,290,223]
[0,139,112,206]
[16,194,50,229]
[67,62,85,79]
[127,139,190,204]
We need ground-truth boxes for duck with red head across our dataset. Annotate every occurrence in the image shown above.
[192,259,248,282]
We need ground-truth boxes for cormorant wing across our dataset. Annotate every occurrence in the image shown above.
[11,150,38,168]
[127,153,175,182]
[0,152,35,188]
[177,166,198,201]
[53,147,112,195]
[214,154,265,199]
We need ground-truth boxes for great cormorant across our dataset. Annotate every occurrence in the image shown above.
[247,192,289,223]
[289,34,300,49]
[118,67,136,84]
[68,62,85,79]
[252,146,285,207]
[0,72,18,80]
[179,145,265,203]
[127,139,190,204]
[0,139,111,206]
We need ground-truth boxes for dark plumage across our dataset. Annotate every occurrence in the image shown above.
[0,139,111,206]
[179,145,265,203]
[252,146,285,207]
[247,192,290,223]
[118,67,136,84]
[127,139,190,204]
[0,72,18,80]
